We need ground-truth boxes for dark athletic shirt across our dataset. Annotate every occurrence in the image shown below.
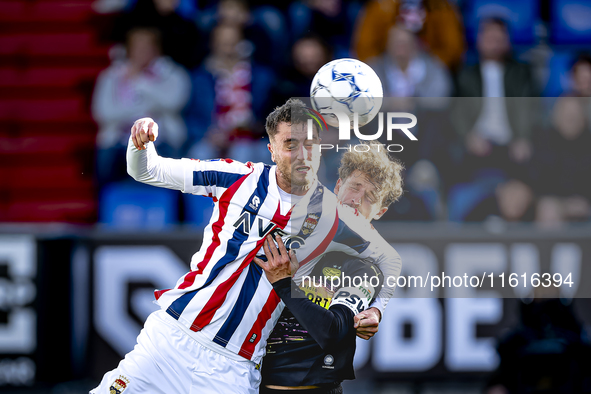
[262,253,383,386]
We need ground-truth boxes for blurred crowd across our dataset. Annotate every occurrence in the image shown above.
[90,0,591,227]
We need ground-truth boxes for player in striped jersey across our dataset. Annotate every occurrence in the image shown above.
[91,99,401,394]
[259,142,404,393]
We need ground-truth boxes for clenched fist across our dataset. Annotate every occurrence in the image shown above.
[131,118,159,150]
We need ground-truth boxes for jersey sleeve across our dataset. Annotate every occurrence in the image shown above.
[272,278,355,350]
[126,137,253,199]
[328,204,402,310]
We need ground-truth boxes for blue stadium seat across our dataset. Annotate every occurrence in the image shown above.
[183,194,215,229]
[543,52,575,97]
[99,182,178,230]
[550,0,591,44]
[463,0,539,45]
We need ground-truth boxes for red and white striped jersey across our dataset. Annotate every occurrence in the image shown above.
[128,141,401,364]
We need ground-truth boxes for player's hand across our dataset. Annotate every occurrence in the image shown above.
[354,307,381,340]
[253,235,299,284]
[131,117,159,150]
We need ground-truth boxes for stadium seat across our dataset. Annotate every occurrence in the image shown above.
[463,0,539,45]
[0,1,93,23]
[183,194,215,229]
[543,51,575,97]
[0,98,88,121]
[0,33,109,56]
[7,198,95,222]
[0,67,102,88]
[0,0,110,223]
[100,182,179,230]
[551,0,591,44]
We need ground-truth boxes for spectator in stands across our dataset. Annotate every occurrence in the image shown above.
[110,0,204,69]
[532,97,591,228]
[354,0,465,70]
[463,178,535,223]
[453,17,537,180]
[446,17,541,223]
[486,289,591,394]
[370,25,451,98]
[92,27,190,185]
[568,54,591,97]
[289,0,354,58]
[184,23,275,164]
[272,34,332,105]
[196,0,288,67]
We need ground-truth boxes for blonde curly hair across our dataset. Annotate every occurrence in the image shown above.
[337,141,404,208]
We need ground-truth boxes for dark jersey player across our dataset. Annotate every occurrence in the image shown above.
[255,142,404,393]
[264,252,383,391]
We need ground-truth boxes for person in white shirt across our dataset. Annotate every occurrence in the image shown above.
[92,27,190,185]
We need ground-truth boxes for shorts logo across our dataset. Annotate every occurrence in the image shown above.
[324,355,334,366]
[301,214,319,236]
[249,333,257,343]
[109,375,130,394]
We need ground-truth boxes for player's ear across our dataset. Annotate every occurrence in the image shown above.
[334,178,343,195]
[267,142,275,163]
[373,207,388,221]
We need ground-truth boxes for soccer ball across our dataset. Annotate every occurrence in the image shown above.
[310,58,383,128]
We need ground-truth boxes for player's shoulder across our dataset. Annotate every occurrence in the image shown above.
[336,204,393,248]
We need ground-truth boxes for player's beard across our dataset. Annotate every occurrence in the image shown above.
[276,157,317,190]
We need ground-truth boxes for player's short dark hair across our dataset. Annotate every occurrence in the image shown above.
[265,98,320,142]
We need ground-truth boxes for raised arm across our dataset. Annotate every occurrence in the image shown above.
[127,117,187,191]
[127,118,255,197]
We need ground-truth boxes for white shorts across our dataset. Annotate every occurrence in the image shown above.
[90,310,261,394]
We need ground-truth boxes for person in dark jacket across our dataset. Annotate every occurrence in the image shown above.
[532,97,591,227]
[450,17,538,203]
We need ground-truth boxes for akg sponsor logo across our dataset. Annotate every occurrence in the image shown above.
[233,215,277,238]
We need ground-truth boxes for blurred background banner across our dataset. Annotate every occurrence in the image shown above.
[1,229,589,391]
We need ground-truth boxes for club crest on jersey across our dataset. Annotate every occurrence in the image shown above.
[301,213,319,235]
[109,375,129,394]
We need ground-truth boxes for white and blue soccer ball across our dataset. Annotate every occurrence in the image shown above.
[310,58,383,128]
